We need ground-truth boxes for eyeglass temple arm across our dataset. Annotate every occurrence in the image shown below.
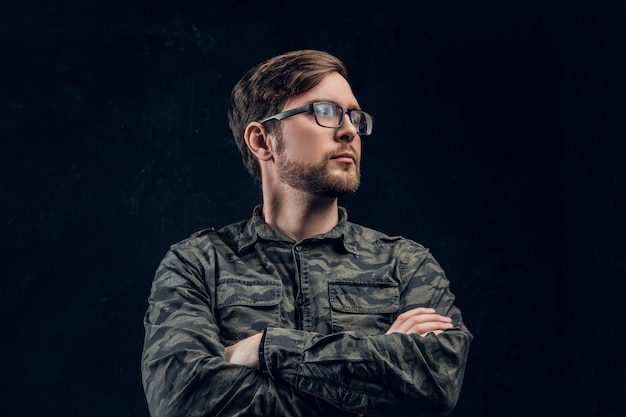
[259,104,313,123]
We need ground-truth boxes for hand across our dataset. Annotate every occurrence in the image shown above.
[224,333,263,368]
[386,307,453,336]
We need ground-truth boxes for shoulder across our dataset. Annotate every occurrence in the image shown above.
[345,221,430,259]
[169,218,249,253]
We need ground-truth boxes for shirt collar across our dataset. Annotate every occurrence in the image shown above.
[237,205,358,255]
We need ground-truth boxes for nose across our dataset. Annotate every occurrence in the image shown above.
[336,113,358,142]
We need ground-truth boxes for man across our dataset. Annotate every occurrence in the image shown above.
[141,49,472,417]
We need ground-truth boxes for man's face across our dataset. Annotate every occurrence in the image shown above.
[272,71,362,198]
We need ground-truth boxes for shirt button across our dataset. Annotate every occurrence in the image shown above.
[295,245,302,252]
[297,297,304,304]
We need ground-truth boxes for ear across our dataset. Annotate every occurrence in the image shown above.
[244,122,273,161]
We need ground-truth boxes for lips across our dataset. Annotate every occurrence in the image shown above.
[331,152,356,163]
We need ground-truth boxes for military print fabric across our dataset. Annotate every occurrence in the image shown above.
[142,206,472,417]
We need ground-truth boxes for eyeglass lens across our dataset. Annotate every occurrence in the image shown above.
[312,103,372,135]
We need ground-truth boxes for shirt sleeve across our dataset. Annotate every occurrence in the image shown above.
[259,245,473,417]
[141,245,332,417]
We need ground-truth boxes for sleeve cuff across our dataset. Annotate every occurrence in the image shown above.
[258,328,269,373]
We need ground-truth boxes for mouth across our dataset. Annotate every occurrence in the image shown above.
[331,152,356,164]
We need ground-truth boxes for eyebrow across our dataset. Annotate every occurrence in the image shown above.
[304,99,362,110]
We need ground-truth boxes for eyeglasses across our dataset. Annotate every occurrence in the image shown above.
[260,102,373,136]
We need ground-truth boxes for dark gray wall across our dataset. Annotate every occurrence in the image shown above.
[2,0,625,416]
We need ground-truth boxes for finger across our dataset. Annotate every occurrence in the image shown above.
[387,308,435,332]
[387,319,454,335]
[415,321,454,337]
[387,320,454,336]
[398,307,437,319]
[387,312,453,335]
[388,310,452,333]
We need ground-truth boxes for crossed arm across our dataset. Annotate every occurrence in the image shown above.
[225,307,453,368]
[143,243,472,417]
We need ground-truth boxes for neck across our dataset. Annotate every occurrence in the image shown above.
[261,187,340,242]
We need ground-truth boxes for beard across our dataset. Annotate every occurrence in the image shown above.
[275,149,361,198]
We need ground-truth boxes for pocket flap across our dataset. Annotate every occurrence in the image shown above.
[217,278,281,308]
[329,280,399,314]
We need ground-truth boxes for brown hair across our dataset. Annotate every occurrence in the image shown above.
[227,50,348,184]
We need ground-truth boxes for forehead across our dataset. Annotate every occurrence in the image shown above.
[284,71,360,109]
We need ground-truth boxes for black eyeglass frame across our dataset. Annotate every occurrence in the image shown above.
[259,102,373,136]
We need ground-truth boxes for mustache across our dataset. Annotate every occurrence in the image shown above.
[326,145,360,161]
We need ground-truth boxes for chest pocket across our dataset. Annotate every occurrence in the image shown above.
[216,278,281,345]
[329,280,399,335]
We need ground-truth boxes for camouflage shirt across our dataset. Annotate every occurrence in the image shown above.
[141,206,472,417]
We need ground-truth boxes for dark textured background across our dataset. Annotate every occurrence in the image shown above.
[2,1,625,416]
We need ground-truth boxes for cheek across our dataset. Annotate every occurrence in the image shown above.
[353,137,362,157]
[281,126,326,157]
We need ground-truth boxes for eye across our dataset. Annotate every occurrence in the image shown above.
[314,102,338,119]
[349,110,362,124]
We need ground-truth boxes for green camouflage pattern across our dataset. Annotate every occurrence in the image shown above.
[142,206,472,417]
